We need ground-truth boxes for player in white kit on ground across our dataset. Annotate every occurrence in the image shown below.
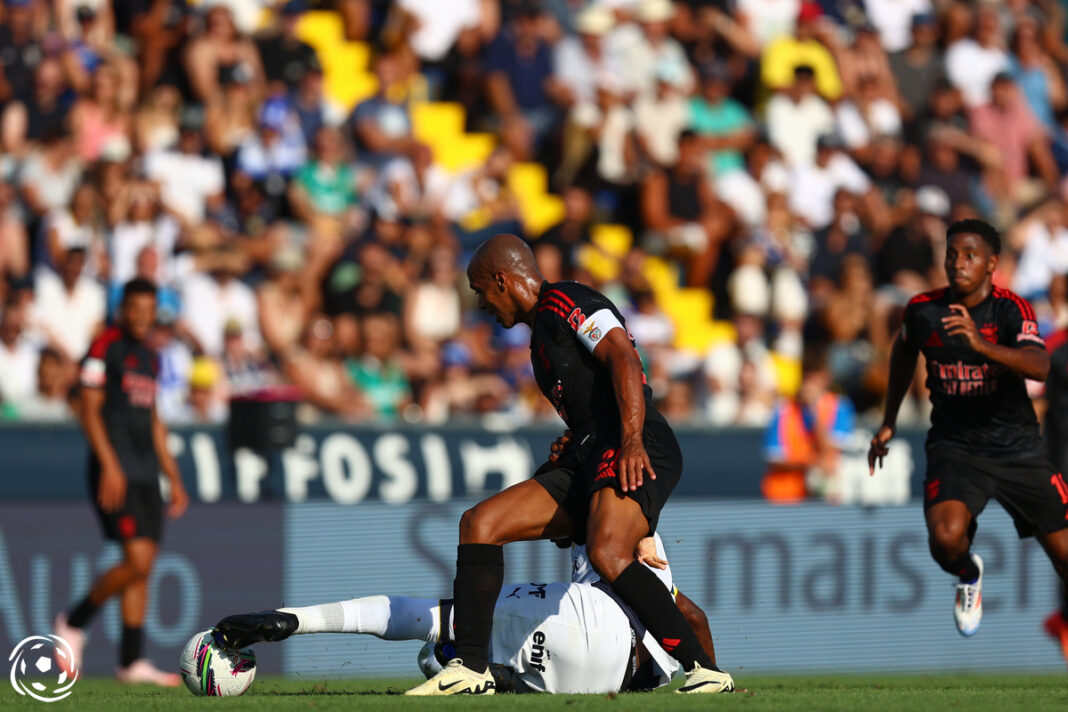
[212,534,723,694]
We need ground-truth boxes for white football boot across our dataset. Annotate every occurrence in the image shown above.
[52,614,85,679]
[405,658,496,696]
[953,553,983,637]
[676,662,736,693]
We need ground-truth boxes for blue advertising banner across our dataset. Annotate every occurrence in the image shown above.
[0,424,926,501]
[0,504,286,676]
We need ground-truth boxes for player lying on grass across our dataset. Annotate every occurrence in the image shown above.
[212,534,724,694]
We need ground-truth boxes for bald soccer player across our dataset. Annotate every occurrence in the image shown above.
[406,234,734,695]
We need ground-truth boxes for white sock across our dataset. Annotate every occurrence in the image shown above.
[278,596,442,642]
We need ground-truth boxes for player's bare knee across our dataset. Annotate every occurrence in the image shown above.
[459,504,498,545]
[929,521,969,559]
[586,540,630,583]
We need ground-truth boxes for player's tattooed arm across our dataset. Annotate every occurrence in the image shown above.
[869,332,919,475]
[941,304,1050,381]
[593,329,657,492]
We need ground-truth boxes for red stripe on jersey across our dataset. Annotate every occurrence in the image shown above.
[87,327,123,360]
[907,288,947,306]
[542,294,572,312]
[544,289,575,308]
[994,286,1036,321]
[1047,328,1068,355]
[538,304,570,320]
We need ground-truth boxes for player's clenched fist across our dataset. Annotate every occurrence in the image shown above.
[549,430,572,462]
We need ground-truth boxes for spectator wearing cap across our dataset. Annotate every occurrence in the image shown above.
[969,72,1060,210]
[0,0,44,106]
[144,107,226,227]
[235,96,308,197]
[689,61,756,179]
[766,65,834,167]
[613,0,694,101]
[176,357,227,424]
[31,245,106,361]
[761,1,842,102]
[1,57,71,156]
[945,4,1009,108]
[184,4,265,104]
[553,5,620,109]
[483,0,567,161]
[888,12,944,123]
[349,52,415,168]
[789,132,882,232]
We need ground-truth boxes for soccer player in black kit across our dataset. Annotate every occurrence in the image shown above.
[406,234,733,695]
[869,219,1068,637]
[53,279,189,685]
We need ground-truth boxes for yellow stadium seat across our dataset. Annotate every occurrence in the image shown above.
[577,244,620,282]
[641,256,679,296]
[412,102,466,145]
[295,11,345,50]
[591,224,632,258]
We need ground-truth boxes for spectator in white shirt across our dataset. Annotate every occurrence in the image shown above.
[32,247,106,361]
[180,250,261,357]
[945,5,1009,107]
[144,109,226,227]
[789,133,876,231]
[553,5,620,108]
[0,302,38,407]
[767,65,835,167]
[613,0,694,100]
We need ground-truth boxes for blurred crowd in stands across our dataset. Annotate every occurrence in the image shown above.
[0,0,1067,439]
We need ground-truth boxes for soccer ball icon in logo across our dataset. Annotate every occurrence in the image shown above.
[179,630,256,697]
[8,635,79,702]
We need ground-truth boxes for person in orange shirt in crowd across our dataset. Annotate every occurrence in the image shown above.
[762,346,856,502]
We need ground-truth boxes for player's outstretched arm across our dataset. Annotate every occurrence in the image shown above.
[593,329,656,492]
[942,304,1050,381]
[869,332,919,474]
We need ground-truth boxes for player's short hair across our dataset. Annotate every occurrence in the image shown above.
[947,219,1001,255]
[121,278,158,303]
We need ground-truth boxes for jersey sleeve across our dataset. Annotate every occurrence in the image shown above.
[80,333,114,388]
[541,284,626,354]
[1001,293,1044,349]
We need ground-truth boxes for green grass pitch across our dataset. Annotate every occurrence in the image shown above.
[3,675,1068,711]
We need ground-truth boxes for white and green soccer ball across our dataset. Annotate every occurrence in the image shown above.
[179,630,256,697]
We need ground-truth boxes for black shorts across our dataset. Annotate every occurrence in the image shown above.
[924,447,1068,538]
[533,419,682,544]
[89,459,164,543]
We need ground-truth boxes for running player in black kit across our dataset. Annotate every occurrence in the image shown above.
[869,219,1068,637]
[406,234,733,695]
[53,279,189,685]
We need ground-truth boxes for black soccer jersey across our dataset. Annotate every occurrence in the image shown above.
[531,281,666,448]
[80,327,160,482]
[902,286,1045,455]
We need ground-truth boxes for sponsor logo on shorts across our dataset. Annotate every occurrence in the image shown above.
[594,449,617,481]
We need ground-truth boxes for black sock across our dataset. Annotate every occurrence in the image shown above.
[452,543,503,673]
[66,596,99,629]
[121,626,142,668]
[611,561,715,673]
[946,554,980,583]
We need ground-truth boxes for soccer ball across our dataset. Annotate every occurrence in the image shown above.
[416,641,457,679]
[179,630,256,697]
